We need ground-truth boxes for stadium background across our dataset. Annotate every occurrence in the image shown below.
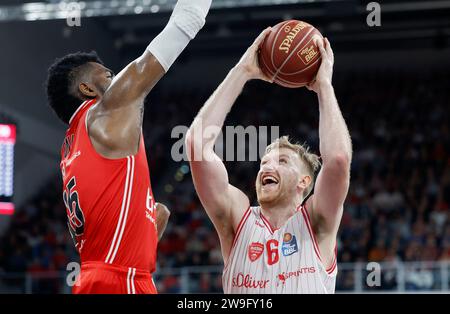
[0,0,449,293]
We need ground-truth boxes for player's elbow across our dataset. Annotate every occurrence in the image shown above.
[185,129,197,160]
[325,153,351,177]
[185,127,211,161]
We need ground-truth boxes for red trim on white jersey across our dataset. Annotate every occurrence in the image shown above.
[326,246,338,274]
[301,204,338,274]
[259,212,276,234]
[259,204,302,235]
[300,204,323,263]
[231,206,251,248]
[224,206,251,270]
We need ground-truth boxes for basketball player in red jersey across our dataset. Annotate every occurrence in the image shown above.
[45,0,212,294]
[186,29,352,293]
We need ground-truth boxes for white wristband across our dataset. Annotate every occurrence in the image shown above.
[147,21,191,72]
[147,0,212,72]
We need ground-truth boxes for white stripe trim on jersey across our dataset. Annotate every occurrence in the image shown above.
[109,156,135,263]
[127,267,132,294]
[127,267,136,294]
[131,268,136,294]
[126,267,136,294]
[105,156,132,264]
[69,100,89,124]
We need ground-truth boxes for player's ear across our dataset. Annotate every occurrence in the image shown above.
[79,82,97,98]
[298,175,312,191]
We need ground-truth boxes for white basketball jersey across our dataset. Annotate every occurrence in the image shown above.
[222,205,337,294]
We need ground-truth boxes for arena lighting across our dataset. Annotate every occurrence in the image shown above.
[0,0,328,22]
[0,124,16,216]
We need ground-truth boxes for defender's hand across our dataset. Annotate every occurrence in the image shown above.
[155,202,170,240]
[235,27,273,83]
[307,37,334,93]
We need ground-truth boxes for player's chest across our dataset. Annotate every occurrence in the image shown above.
[243,220,303,267]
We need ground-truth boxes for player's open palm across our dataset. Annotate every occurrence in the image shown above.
[236,27,273,82]
[307,37,334,93]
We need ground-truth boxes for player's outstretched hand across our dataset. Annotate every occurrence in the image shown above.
[307,37,334,93]
[235,27,274,83]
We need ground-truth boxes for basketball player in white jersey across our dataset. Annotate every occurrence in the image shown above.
[185,29,352,293]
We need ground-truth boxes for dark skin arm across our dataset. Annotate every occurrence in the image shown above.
[86,51,165,159]
[155,202,170,240]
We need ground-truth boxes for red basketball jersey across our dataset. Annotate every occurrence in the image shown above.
[60,99,158,274]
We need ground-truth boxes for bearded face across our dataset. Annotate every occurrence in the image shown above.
[256,148,310,207]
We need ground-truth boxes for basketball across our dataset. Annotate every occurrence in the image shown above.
[258,20,324,88]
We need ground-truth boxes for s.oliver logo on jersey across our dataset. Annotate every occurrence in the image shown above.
[232,272,270,289]
[282,233,298,256]
[248,242,264,262]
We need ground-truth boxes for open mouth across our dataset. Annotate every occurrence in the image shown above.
[261,174,279,187]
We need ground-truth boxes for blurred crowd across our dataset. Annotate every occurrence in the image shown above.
[0,68,449,293]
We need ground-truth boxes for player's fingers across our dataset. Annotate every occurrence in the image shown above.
[254,27,272,47]
[325,38,334,60]
[315,38,327,57]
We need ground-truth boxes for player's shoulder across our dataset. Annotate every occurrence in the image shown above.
[302,194,314,215]
[249,205,261,215]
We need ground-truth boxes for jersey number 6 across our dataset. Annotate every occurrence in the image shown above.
[266,239,279,265]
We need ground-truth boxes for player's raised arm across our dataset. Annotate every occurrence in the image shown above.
[89,0,212,157]
[306,38,352,265]
[185,28,272,256]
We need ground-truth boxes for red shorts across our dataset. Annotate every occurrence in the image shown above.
[72,261,157,294]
